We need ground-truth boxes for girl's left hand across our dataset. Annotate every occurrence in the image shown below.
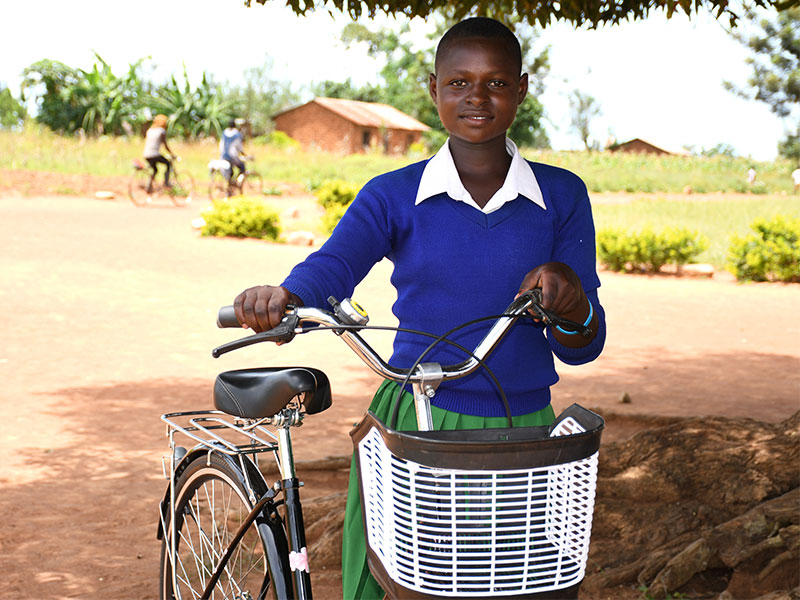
[517,261,588,322]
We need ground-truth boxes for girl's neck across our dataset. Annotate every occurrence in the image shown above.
[449,135,512,207]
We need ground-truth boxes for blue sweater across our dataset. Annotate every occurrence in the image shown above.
[283,159,606,417]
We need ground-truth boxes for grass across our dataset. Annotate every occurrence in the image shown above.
[592,194,800,267]
[2,126,799,270]
[2,125,797,194]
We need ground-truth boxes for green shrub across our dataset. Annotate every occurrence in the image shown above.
[314,179,359,210]
[201,197,281,241]
[727,216,800,282]
[597,227,708,273]
[322,202,350,234]
[265,130,300,150]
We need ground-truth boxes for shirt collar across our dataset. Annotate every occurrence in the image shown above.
[415,137,546,213]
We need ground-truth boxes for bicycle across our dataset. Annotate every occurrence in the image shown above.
[207,155,264,200]
[129,157,196,207]
[157,290,604,599]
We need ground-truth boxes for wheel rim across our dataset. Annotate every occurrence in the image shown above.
[130,169,153,205]
[170,173,193,206]
[165,469,268,599]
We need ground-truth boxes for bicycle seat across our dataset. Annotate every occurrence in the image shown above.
[214,367,332,418]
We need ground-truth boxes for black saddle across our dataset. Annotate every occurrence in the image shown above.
[213,367,332,419]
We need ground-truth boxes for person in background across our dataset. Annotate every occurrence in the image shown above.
[142,114,175,191]
[220,119,247,186]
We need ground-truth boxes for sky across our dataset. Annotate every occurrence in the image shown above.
[0,0,786,160]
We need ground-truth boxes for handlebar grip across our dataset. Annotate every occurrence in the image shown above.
[217,305,241,328]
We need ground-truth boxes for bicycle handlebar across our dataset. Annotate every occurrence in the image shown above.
[212,289,587,387]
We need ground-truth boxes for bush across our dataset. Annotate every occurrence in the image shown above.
[597,227,708,273]
[201,197,281,241]
[265,130,300,150]
[314,179,359,210]
[322,202,350,234]
[727,216,800,282]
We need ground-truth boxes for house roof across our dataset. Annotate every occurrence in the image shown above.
[612,138,689,156]
[276,97,430,132]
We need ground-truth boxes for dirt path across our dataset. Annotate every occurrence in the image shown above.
[0,191,798,599]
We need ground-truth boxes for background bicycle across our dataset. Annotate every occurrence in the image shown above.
[128,157,195,207]
[207,155,264,199]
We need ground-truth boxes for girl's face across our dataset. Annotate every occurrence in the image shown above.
[429,37,528,147]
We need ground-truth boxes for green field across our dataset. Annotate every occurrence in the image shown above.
[2,127,799,270]
[2,126,797,194]
[591,195,800,267]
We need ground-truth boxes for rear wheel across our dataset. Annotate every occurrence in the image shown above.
[208,171,230,200]
[129,168,155,206]
[160,453,271,599]
[169,171,194,207]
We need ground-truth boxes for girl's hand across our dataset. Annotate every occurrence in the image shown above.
[518,262,596,346]
[233,285,303,333]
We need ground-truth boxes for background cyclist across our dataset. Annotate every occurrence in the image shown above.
[220,118,248,185]
[142,114,175,191]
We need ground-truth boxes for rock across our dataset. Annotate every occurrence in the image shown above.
[95,190,115,200]
[190,217,206,230]
[683,185,693,194]
[619,392,632,404]
[678,263,715,278]
[286,230,315,246]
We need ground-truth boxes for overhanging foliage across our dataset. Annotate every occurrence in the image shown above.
[245,0,793,27]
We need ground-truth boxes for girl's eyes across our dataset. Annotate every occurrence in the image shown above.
[448,79,508,88]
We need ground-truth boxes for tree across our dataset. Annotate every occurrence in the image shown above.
[222,59,300,136]
[0,84,26,129]
[724,7,800,161]
[152,67,235,139]
[568,90,602,151]
[245,0,787,29]
[21,54,151,136]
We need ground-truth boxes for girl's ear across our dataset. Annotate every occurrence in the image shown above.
[518,73,529,105]
[429,73,438,104]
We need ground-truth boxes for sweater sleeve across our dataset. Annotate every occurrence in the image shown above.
[539,164,606,365]
[281,181,392,309]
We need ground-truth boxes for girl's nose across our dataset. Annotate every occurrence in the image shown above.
[466,85,489,106]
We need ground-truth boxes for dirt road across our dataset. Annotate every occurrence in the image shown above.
[0,192,798,599]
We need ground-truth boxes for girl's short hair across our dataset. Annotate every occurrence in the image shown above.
[435,17,522,74]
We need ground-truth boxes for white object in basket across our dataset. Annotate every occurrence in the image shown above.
[357,416,599,597]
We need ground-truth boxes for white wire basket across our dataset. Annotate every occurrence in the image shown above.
[350,404,603,599]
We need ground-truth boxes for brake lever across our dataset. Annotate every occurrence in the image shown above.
[520,289,592,338]
[211,314,300,358]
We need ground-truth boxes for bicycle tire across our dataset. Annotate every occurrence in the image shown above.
[243,172,263,196]
[169,171,194,207]
[128,168,154,206]
[208,170,229,201]
[160,452,272,600]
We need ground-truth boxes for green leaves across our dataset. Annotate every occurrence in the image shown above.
[597,227,709,273]
[728,215,800,282]
[725,7,799,160]
[251,0,783,28]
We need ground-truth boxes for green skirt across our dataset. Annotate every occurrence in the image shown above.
[340,380,556,600]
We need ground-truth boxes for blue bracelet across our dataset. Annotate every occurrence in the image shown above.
[555,301,593,335]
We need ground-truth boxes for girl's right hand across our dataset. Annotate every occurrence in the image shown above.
[232,285,304,333]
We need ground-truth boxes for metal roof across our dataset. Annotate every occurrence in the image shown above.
[277,97,430,132]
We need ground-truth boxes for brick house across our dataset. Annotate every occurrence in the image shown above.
[608,138,673,155]
[272,97,430,155]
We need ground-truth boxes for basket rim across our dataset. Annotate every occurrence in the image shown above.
[350,403,603,471]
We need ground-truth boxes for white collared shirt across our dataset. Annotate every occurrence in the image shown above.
[415,138,546,214]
